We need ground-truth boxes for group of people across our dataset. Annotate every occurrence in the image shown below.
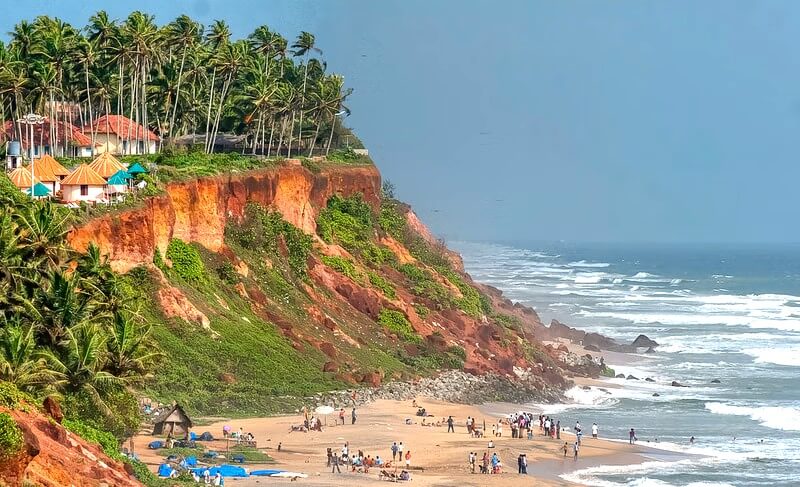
[468,451,505,474]
[327,441,412,475]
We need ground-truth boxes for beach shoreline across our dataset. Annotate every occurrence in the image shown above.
[134,386,682,486]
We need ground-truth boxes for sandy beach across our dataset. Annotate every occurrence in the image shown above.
[133,396,667,486]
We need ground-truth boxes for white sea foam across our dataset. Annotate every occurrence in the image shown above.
[633,272,658,278]
[705,402,800,431]
[569,260,611,268]
[560,459,728,487]
[575,275,603,284]
[743,347,800,366]
[612,278,623,284]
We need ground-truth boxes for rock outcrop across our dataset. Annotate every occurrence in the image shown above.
[0,397,140,486]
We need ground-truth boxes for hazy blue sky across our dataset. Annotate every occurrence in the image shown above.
[6,1,800,243]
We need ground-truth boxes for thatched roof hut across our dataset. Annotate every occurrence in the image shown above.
[152,404,193,437]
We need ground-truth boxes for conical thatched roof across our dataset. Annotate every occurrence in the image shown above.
[28,159,58,183]
[61,164,106,186]
[88,152,125,179]
[36,154,71,177]
[8,167,40,189]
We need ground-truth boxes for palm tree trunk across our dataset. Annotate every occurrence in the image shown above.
[276,116,286,156]
[209,74,231,154]
[287,110,295,158]
[326,113,337,155]
[267,118,275,157]
[308,115,321,156]
[297,60,309,156]
[169,47,188,140]
[85,63,95,156]
[204,68,217,152]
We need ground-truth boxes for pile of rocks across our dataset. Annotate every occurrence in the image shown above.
[307,370,565,409]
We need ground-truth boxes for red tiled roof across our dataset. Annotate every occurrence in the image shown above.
[1,119,95,147]
[84,115,160,142]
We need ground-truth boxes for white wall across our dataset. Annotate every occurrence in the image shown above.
[61,184,105,203]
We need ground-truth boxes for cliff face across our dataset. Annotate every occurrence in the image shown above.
[68,163,381,273]
[67,162,600,415]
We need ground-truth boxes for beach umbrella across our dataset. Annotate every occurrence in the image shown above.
[315,405,335,425]
[111,169,133,180]
[127,162,148,175]
[25,182,51,198]
[107,171,131,185]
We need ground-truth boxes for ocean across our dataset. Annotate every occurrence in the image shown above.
[454,241,800,487]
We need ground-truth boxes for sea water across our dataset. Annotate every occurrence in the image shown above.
[454,241,800,487]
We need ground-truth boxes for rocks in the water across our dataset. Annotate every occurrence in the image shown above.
[616,374,626,379]
[711,379,721,384]
[652,393,660,397]
[671,381,688,387]
[626,375,639,380]
[631,334,659,348]
[584,344,601,352]
[645,347,656,354]
[645,377,655,382]
[582,385,591,391]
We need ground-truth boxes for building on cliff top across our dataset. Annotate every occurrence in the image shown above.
[83,115,159,155]
[1,119,97,158]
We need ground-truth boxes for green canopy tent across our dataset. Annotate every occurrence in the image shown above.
[107,171,131,185]
[126,162,148,175]
[24,182,51,198]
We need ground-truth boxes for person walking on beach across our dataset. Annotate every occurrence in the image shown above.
[521,454,528,474]
[592,422,598,439]
[331,453,341,473]
[629,428,637,444]
[326,447,333,467]
[562,441,569,457]
[469,452,476,473]
[447,415,454,433]
[556,420,561,439]
[339,408,345,425]
[405,450,411,468]
[573,441,580,460]
[351,408,357,425]
[497,421,503,437]
[391,442,398,461]
[398,441,404,459]
[482,451,489,474]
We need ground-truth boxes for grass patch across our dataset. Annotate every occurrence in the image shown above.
[166,239,207,283]
[321,256,362,283]
[0,413,23,460]
[368,271,396,299]
[377,309,420,343]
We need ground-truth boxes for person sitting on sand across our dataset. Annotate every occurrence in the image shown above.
[488,439,494,449]
[400,470,410,481]
[376,455,384,466]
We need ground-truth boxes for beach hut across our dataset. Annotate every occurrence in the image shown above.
[60,164,107,203]
[88,152,126,179]
[152,404,193,437]
[83,114,160,155]
[7,166,40,190]
[25,182,52,199]
[126,162,148,176]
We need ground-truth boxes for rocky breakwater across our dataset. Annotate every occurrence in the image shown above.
[307,370,565,409]
[68,163,381,273]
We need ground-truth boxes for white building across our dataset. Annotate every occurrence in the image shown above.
[60,164,107,203]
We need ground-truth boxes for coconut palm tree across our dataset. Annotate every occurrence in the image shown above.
[0,322,63,393]
[167,15,201,140]
[105,311,159,381]
[291,32,322,155]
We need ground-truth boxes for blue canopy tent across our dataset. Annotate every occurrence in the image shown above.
[25,182,51,198]
[126,162,148,175]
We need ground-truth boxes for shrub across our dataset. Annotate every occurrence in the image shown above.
[413,303,430,319]
[63,418,123,461]
[300,158,321,174]
[361,242,397,267]
[216,262,240,285]
[152,248,166,272]
[0,413,23,460]
[227,204,313,278]
[0,381,36,409]
[316,194,373,249]
[398,264,454,309]
[378,309,420,343]
[368,271,396,299]
[378,201,407,240]
[321,256,362,283]
[62,388,142,438]
[166,239,206,283]
[438,267,491,318]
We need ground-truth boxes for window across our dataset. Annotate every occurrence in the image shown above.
[80,185,88,196]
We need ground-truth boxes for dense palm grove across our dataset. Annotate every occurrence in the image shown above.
[0,185,156,435]
[0,11,351,156]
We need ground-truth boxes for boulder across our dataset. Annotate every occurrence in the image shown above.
[645,377,655,382]
[626,375,639,380]
[671,381,688,387]
[631,335,658,348]
[652,393,660,397]
[43,396,63,424]
[323,361,339,373]
[645,347,656,354]
[615,374,626,379]
[710,379,721,384]
[584,344,601,352]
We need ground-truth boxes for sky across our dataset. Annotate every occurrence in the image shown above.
[5,0,800,244]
